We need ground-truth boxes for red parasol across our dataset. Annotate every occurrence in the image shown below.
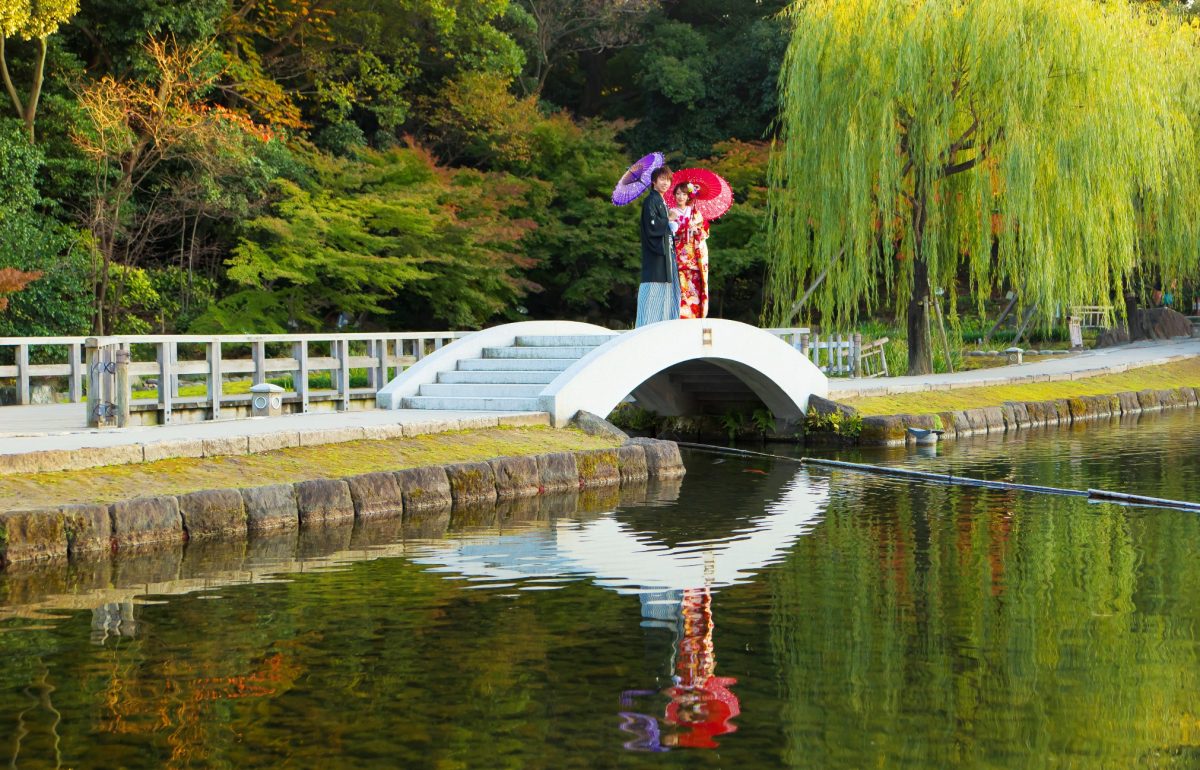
[670,168,733,221]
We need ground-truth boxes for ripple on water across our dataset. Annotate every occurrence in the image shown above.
[1,412,1199,768]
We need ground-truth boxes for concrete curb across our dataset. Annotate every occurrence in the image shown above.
[0,438,684,569]
[0,413,554,476]
[859,386,1199,446]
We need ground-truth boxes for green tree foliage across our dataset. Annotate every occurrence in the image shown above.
[0,0,79,140]
[0,118,86,334]
[0,0,803,339]
[766,0,1200,374]
[704,140,770,323]
[73,39,292,334]
[65,0,225,77]
[507,0,657,95]
[221,0,522,141]
[508,114,640,323]
[542,0,789,156]
[195,146,533,332]
[424,70,542,166]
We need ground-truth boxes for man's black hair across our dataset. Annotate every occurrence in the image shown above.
[650,167,672,184]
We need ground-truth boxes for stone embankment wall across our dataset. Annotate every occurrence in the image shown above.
[860,386,1200,445]
[0,438,684,569]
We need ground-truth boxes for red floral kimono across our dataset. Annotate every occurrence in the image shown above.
[669,205,709,319]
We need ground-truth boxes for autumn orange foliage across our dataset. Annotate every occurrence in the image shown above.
[0,267,41,311]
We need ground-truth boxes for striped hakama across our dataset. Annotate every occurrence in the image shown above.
[635,278,681,328]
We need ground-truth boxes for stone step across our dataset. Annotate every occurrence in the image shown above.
[482,346,595,359]
[417,383,545,398]
[400,395,542,411]
[514,335,615,347]
[457,358,577,372]
[438,370,560,385]
[692,392,767,402]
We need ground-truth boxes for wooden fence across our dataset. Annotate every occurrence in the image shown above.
[1069,305,1114,330]
[766,329,890,378]
[0,332,463,426]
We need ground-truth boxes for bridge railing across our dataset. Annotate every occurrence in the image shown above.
[0,332,464,426]
[765,328,889,378]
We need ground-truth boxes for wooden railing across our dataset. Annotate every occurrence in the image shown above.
[765,328,889,378]
[1070,305,1113,330]
[2,326,889,427]
[0,332,464,426]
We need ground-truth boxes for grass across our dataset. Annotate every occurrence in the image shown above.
[841,358,1200,416]
[0,426,619,510]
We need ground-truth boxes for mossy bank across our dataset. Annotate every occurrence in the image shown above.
[0,426,611,511]
[0,433,686,569]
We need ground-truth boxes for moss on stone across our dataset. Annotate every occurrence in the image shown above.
[843,358,1200,415]
[0,426,615,511]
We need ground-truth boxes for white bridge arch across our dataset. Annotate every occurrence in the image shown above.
[376,319,828,426]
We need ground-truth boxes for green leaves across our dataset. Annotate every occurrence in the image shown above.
[198,146,533,332]
[0,0,77,40]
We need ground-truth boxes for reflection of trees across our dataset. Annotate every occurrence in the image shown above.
[841,411,1200,505]
[770,477,1200,768]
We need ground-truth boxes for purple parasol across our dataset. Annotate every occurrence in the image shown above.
[612,152,665,206]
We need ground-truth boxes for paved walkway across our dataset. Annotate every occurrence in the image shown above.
[828,337,1200,399]
[0,406,546,457]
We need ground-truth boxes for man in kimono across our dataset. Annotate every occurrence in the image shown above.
[636,167,679,327]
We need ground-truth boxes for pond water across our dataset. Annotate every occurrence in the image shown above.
[2,408,1199,769]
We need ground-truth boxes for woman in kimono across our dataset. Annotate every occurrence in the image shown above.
[668,183,710,319]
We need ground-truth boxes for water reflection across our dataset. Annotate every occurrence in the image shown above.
[620,588,740,751]
[4,411,1200,769]
[402,468,827,752]
[406,470,827,594]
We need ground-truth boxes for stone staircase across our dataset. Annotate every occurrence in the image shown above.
[399,334,615,411]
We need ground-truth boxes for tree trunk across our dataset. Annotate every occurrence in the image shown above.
[1123,291,1138,335]
[578,51,606,116]
[906,255,933,375]
[23,38,46,142]
[906,186,934,375]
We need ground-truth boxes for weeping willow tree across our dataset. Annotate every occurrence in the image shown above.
[766,0,1200,374]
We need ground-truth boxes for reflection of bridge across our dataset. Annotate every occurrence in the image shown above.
[376,320,830,426]
[410,465,829,753]
[406,466,829,593]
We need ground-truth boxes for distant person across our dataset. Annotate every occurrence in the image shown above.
[669,183,710,319]
[636,167,680,327]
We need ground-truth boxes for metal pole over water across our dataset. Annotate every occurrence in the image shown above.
[675,442,1200,514]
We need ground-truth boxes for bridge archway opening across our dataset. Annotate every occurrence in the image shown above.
[624,359,775,418]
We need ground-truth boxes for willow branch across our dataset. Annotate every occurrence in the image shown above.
[942,153,986,178]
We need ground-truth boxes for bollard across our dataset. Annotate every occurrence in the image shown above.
[115,348,130,428]
[85,338,100,428]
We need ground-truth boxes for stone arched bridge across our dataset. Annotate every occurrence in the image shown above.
[376,320,829,426]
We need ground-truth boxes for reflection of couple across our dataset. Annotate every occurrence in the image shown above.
[636,167,710,327]
[618,587,739,751]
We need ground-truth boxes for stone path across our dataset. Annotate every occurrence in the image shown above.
[829,337,1200,399]
[0,405,544,458]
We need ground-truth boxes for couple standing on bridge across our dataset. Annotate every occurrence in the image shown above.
[636,166,710,327]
